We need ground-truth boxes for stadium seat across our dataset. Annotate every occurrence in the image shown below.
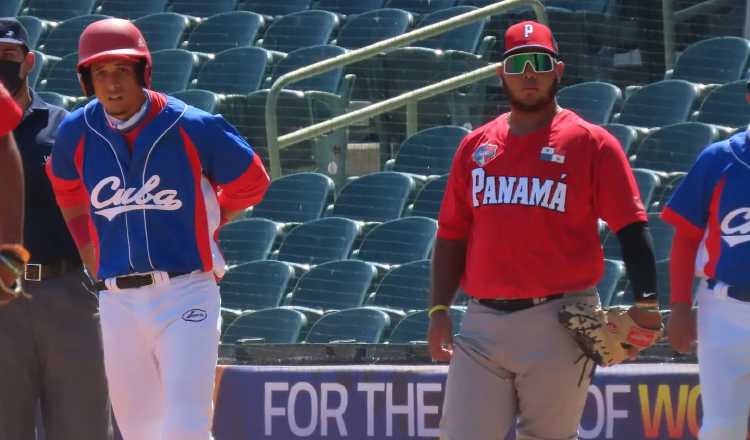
[335,8,413,50]
[544,7,596,85]
[133,12,190,51]
[315,0,386,17]
[220,260,296,312]
[260,10,339,55]
[27,50,49,90]
[239,0,311,18]
[22,0,97,22]
[389,307,464,343]
[598,259,625,307]
[416,6,487,53]
[632,168,662,209]
[172,89,220,113]
[387,125,469,177]
[16,16,45,50]
[354,216,437,266]
[36,91,71,109]
[631,122,716,174]
[0,0,23,17]
[305,308,390,343]
[96,0,167,19]
[218,218,280,266]
[275,217,361,266]
[366,259,431,314]
[250,172,335,224]
[38,52,80,97]
[408,175,448,219]
[545,0,611,12]
[616,80,699,128]
[695,80,750,129]
[287,260,378,312]
[603,213,674,261]
[222,308,307,344]
[39,15,108,58]
[150,48,199,94]
[269,45,347,93]
[194,47,270,95]
[168,0,238,18]
[331,171,415,222]
[669,37,750,85]
[385,0,456,14]
[185,11,264,54]
[602,123,637,154]
[557,81,621,125]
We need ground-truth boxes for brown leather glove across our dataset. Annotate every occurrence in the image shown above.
[0,244,30,304]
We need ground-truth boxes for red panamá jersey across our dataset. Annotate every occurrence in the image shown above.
[438,109,646,299]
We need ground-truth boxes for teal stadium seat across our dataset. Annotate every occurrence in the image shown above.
[0,0,23,16]
[239,0,311,18]
[408,175,448,219]
[287,260,378,313]
[631,122,716,174]
[220,260,296,312]
[275,217,361,266]
[194,47,270,94]
[218,218,280,266]
[27,50,49,90]
[260,10,339,54]
[602,123,637,154]
[558,81,622,125]
[38,52,80,97]
[354,216,437,266]
[22,0,97,22]
[97,0,167,19]
[696,80,750,128]
[150,48,199,94]
[416,6,487,53]
[185,11,265,54]
[389,307,464,343]
[222,308,308,344]
[133,13,190,51]
[603,213,675,262]
[670,37,750,85]
[168,0,237,18]
[617,80,699,128]
[366,259,431,315]
[172,89,220,113]
[331,171,415,222]
[305,308,390,343]
[632,168,662,209]
[388,125,469,177]
[385,0,456,15]
[38,14,108,58]
[335,8,413,50]
[315,0,386,16]
[250,172,335,224]
[36,91,70,109]
[16,16,45,50]
[269,45,347,93]
[597,259,625,307]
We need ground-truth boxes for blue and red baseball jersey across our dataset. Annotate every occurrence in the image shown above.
[47,91,268,280]
[662,130,750,287]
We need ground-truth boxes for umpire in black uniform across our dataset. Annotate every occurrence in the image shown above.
[0,18,112,440]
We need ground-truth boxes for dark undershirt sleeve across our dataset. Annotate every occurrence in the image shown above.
[616,221,658,305]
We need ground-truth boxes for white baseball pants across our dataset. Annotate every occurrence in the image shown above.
[696,280,750,440]
[99,271,221,440]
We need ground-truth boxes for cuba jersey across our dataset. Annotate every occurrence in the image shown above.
[438,109,646,299]
[662,131,750,287]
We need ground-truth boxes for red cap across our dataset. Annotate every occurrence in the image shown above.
[503,20,558,58]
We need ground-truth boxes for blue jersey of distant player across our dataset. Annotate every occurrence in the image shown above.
[662,130,750,287]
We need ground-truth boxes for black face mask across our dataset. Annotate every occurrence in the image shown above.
[0,60,23,96]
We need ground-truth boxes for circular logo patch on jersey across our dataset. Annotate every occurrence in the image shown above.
[473,144,499,167]
[182,308,208,322]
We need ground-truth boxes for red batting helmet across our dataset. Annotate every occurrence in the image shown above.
[76,18,152,96]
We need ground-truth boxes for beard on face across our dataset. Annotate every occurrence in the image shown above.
[502,77,559,112]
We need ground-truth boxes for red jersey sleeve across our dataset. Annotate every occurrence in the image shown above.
[437,134,475,240]
[0,84,22,137]
[592,128,647,232]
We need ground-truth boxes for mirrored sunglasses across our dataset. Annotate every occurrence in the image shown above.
[503,52,555,75]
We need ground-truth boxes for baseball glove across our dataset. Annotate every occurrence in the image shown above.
[558,302,662,367]
[0,244,30,304]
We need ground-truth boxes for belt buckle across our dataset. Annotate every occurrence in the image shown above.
[532,297,546,305]
[24,264,42,282]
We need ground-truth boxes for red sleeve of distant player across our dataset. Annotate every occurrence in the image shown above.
[437,134,475,240]
[0,84,22,137]
[592,128,647,232]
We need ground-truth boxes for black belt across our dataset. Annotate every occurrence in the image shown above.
[707,279,750,302]
[24,259,82,282]
[478,294,564,313]
[93,271,191,291]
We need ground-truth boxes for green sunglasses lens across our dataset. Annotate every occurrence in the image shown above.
[504,53,554,74]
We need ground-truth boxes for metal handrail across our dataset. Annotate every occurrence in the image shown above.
[662,0,731,70]
[265,0,548,179]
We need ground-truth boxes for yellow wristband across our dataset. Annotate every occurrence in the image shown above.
[428,304,450,318]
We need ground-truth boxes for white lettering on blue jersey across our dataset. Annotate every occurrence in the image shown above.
[91,175,183,221]
[721,207,750,247]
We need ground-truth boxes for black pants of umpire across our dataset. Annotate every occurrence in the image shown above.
[0,269,113,440]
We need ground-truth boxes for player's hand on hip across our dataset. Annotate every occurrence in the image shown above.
[428,311,454,362]
[667,302,696,353]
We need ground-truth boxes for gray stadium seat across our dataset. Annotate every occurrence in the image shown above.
[185,11,264,54]
[150,48,199,94]
[97,0,167,19]
[260,10,339,54]
[696,80,750,128]
[632,168,662,209]
[408,175,448,219]
[168,0,238,18]
[389,307,464,343]
[305,307,390,343]
[22,0,97,22]
[670,37,750,85]
[287,260,378,312]
[39,14,108,58]
[218,218,280,266]
[558,81,621,125]
[632,122,716,174]
[617,80,699,128]
[133,12,190,51]
[275,217,361,266]
[354,216,437,266]
[250,172,335,224]
[331,171,415,222]
[335,8,413,50]
[16,16,45,50]
[222,308,307,344]
[194,47,270,95]
[172,89,220,113]
[388,125,469,177]
[220,260,296,312]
